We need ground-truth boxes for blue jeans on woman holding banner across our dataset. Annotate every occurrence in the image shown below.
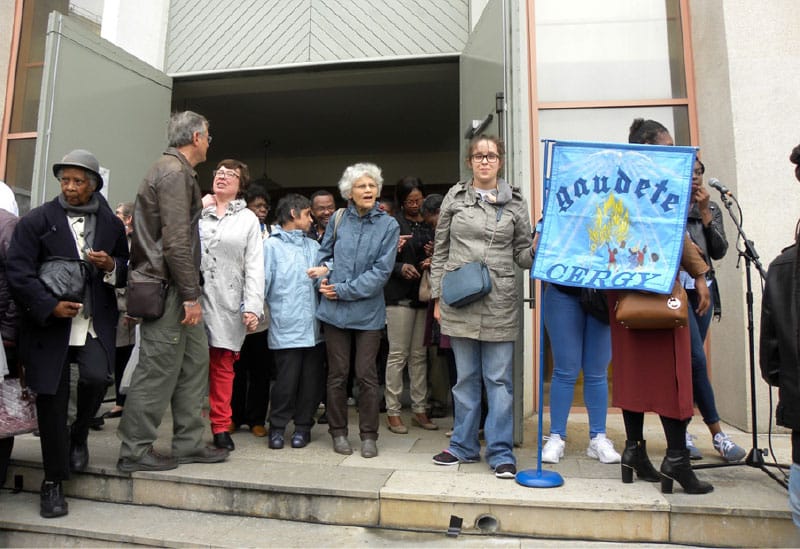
[541,284,619,464]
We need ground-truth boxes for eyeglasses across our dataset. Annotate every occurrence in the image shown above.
[59,176,88,186]
[404,197,423,206]
[213,169,240,179]
[196,131,212,144]
[470,153,500,164]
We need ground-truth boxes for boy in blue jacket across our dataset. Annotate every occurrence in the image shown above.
[264,194,324,449]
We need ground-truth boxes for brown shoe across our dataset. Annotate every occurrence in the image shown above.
[412,413,438,430]
[227,422,237,434]
[117,447,178,473]
[386,415,408,434]
[251,425,267,437]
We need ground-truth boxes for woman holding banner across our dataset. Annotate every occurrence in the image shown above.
[611,118,714,494]
[429,134,534,479]
[540,281,620,464]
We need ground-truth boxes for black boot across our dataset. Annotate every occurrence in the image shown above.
[621,440,660,483]
[660,449,714,494]
[40,480,68,518]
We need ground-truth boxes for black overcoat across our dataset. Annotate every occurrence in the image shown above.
[6,195,128,394]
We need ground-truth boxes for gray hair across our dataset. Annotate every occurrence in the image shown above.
[116,202,134,217]
[168,111,208,148]
[338,162,383,201]
[56,167,99,191]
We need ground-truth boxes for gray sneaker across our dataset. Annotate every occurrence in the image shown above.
[685,432,703,460]
[713,432,746,462]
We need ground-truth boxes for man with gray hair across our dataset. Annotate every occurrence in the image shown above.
[117,110,228,472]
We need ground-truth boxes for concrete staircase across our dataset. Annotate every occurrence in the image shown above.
[1,411,798,547]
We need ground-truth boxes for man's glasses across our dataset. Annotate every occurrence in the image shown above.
[213,169,240,179]
[470,153,500,164]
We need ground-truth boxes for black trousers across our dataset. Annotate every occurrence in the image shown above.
[269,344,324,432]
[0,436,11,488]
[1,344,19,487]
[35,336,111,481]
[113,344,134,407]
[231,330,271,428]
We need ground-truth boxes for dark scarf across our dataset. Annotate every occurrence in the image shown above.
[58,193,100,317]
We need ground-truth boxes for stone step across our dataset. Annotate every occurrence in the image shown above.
[5,458,798,547]
[0,491,535,548]
[3,412,798,547]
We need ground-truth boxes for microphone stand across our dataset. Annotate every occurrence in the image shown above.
[692,189,788,490]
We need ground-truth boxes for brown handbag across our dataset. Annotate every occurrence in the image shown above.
[614,283,689,330]
[126,273,168,320]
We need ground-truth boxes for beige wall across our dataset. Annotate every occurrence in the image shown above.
[0,0,15,139]
[690,0,800,431]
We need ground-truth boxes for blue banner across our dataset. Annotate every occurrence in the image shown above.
[532,140,696,294]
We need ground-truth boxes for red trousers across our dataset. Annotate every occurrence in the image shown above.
[209,347,239,434]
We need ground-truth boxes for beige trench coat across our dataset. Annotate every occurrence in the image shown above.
[430,178,533,342]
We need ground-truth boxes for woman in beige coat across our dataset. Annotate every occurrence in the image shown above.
[429,134,534,479]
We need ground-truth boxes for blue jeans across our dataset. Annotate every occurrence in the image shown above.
[790,463,800,528]
[543,285,611,439]
[448,337,515,468]
[687,288,720,425]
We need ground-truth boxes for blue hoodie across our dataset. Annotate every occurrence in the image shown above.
[315,202,399,330]
[264,225,322,350]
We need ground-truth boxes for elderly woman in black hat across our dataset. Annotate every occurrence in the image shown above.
[7,149,128,518]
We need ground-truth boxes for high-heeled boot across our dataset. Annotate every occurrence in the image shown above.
[660,448,714,494]
[620,440,661,483]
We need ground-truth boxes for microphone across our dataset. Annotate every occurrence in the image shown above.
[708,178,731,196]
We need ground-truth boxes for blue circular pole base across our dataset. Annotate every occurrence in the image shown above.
[515,468,565,488]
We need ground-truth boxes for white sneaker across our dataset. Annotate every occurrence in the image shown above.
[587,433,621,464]
[541,434,565,463]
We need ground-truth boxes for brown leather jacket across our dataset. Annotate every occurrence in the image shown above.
[130,148,202,302]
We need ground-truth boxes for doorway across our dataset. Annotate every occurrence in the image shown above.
[170,60,462,209]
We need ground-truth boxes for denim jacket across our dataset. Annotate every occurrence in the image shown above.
[315,202,399,330]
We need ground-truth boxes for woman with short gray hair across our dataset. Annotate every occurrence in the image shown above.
[312,162,399,458]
